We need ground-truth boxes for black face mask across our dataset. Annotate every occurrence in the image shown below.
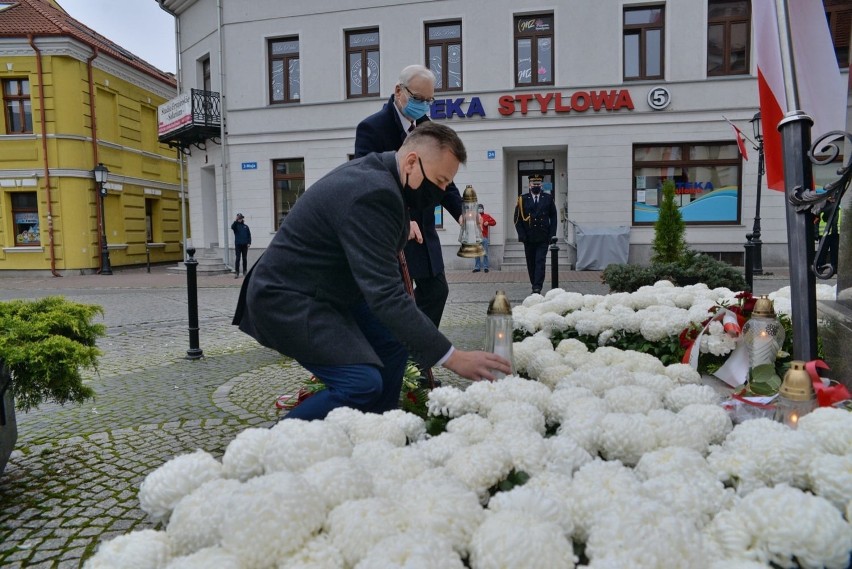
[530,186,542,195]
[403,158,445,211]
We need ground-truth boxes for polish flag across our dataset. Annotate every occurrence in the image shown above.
[730,122,749,161]
[753,0,848,191]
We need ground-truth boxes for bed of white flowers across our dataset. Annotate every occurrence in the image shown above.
[84,283,852,569]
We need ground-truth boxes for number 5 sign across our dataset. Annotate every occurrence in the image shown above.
[647,87,671,111]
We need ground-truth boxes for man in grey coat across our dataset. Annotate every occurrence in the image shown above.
[233,123,510,420]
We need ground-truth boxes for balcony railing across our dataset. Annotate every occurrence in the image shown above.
[158,88,221,151]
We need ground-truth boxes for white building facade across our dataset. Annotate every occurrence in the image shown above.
[157,0,851,270]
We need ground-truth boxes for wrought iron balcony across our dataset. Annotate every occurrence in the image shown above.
[158,89,221,152]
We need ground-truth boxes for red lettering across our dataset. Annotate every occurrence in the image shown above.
[571,91,590,112]
[590,90,617,111]
[498,95,516,116]
[534,93,553,113]
[554,93,571,112]
[515,94,533,115]
[614,90,634,110]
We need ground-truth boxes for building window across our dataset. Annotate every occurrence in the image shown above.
[707,1,750,76]
[273,158,305,227]
[632,143,741,225]
[426,21,462,92]
[346,29,380,98]
[145,198,157,243]
[201,57,211,92]
[624,6,665,81]
[269,38,300,104]
[825,1,852,67]
[11,192,40,246]
[514,14,553,86]
[3,79,33,134]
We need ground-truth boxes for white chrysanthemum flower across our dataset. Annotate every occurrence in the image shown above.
[537,364,575,390]
[488,423,549,475]
[83,530,171,569]
[539,312,570,336]
[639,307,691,342]
[603,385,663,414]
[511,313,538,335]
[411,432,469,467]
[615,350,668,374]
[555,338,590,356]
[346,412,408,447]
[554,398,609,454]
[568,459,641,542]
[706,484,852,569]
[467,376,552,415]
[526,350,565,380]
[572,367,634,396]
[325,497,408,568]
[584,496,710,569]
[706,418,818,494]
[545,434,593,476]
[513,334,554,374]
[797,406,852,455]
[630,371,677,396]
[808,453,852,513]
[664,384,721,412]
[701,324,738,356]
[446,414,492,443]
[139,449,223,524]
[488,485,574,536]
[278,534,345,569]
[597,329,616,346]
[427,385,473,418]
[263,419,353,473]
[640,472,736,529]
[302,456,374,511]
[468,511,576,569]
[678,404,733,446]
[166,478,241,557]
[323,406,366,434]
[396,475,485,556]
[522,293,545,307]
[221,427,271,481]
[356,531,465,569]
[635,446,715,481]
[446,441,513,500]
[646,409,714,453]
[707,561,772,569]
[547,290,586,313]
[488,401,546,435]
[382,409,427,443]
[597,413,657,466]
[525,469,574,506]
[165,547,241,569]
[356,445,431,498]
[664,363,703,385]
[219,471,326,565]
[546,386,596,424]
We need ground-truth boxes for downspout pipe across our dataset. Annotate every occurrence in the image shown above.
[85,46,103,273]
[28,35,61,277]
[217,0,231,266]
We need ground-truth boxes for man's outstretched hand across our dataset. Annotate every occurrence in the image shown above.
[442,350,512,382]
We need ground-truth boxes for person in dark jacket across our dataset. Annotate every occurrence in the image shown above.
[233,123,510,421]
[514,175,558,293]
[231,213,251,278]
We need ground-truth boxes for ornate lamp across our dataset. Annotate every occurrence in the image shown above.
[773,360,816,428]
[457,185,485,258]
[742,296,785,376]
[485,290,515,379]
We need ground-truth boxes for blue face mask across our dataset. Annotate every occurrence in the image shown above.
[403,98,430,121]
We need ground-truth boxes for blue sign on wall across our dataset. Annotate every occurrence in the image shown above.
[241,162,258,170]
[487,150,496,160]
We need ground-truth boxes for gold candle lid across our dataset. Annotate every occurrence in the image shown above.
[751,295,776,318]
[779,360,815,401]
[487,290,512,315]
[462,185,478,203]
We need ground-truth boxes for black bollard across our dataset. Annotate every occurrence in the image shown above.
[146,245,151,273]
[549,236,560,290]
[185,243,204,360]
[744,235,754,293]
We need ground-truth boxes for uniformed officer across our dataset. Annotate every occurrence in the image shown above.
[514,174,558,293]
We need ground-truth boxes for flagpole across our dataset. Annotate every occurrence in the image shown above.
[774,0,819,361]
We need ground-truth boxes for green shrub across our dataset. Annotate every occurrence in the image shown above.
[0,296,105,412]
[651,179,687,264]
[602,252,747,293]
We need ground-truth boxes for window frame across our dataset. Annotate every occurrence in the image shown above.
[623,5,665,81]
[268,37,300,104]
[513,13,555,87]
[824,0,852,67]
[3,78,33,135]
[632,141,743,226]
[425,21,463,92]
[707,0,751,77]
[201,57,212,92]
[345,28,381,99]
[11,191,40,246]
[272,158,305,230]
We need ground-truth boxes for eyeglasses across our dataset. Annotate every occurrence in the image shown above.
[403,85,435,104]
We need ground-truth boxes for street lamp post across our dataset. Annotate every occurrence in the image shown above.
[93,163,113,275]
[748,112,765,275]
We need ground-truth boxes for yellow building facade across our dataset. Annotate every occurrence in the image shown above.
[0,0,184,273]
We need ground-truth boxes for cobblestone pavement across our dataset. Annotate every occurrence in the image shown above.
[0,265,793,567]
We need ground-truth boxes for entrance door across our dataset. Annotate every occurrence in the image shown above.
[517,159,555,196]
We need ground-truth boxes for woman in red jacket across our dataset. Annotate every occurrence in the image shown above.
[473,204,496,272]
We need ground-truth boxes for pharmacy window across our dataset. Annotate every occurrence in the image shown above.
[632,143,742,225]
[346,29,380,98]
[426,21,462,92]
[514,14,553,87]
[11,192,40,246]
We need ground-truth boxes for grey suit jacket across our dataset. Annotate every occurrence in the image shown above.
[234,151,452,367]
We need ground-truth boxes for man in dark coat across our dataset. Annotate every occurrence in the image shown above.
[230,213,251,278]
[355,64,463,329]
[514,174,558,294]
[233,123,510,421]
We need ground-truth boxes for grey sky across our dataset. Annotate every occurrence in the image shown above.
[57,0,176,73]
